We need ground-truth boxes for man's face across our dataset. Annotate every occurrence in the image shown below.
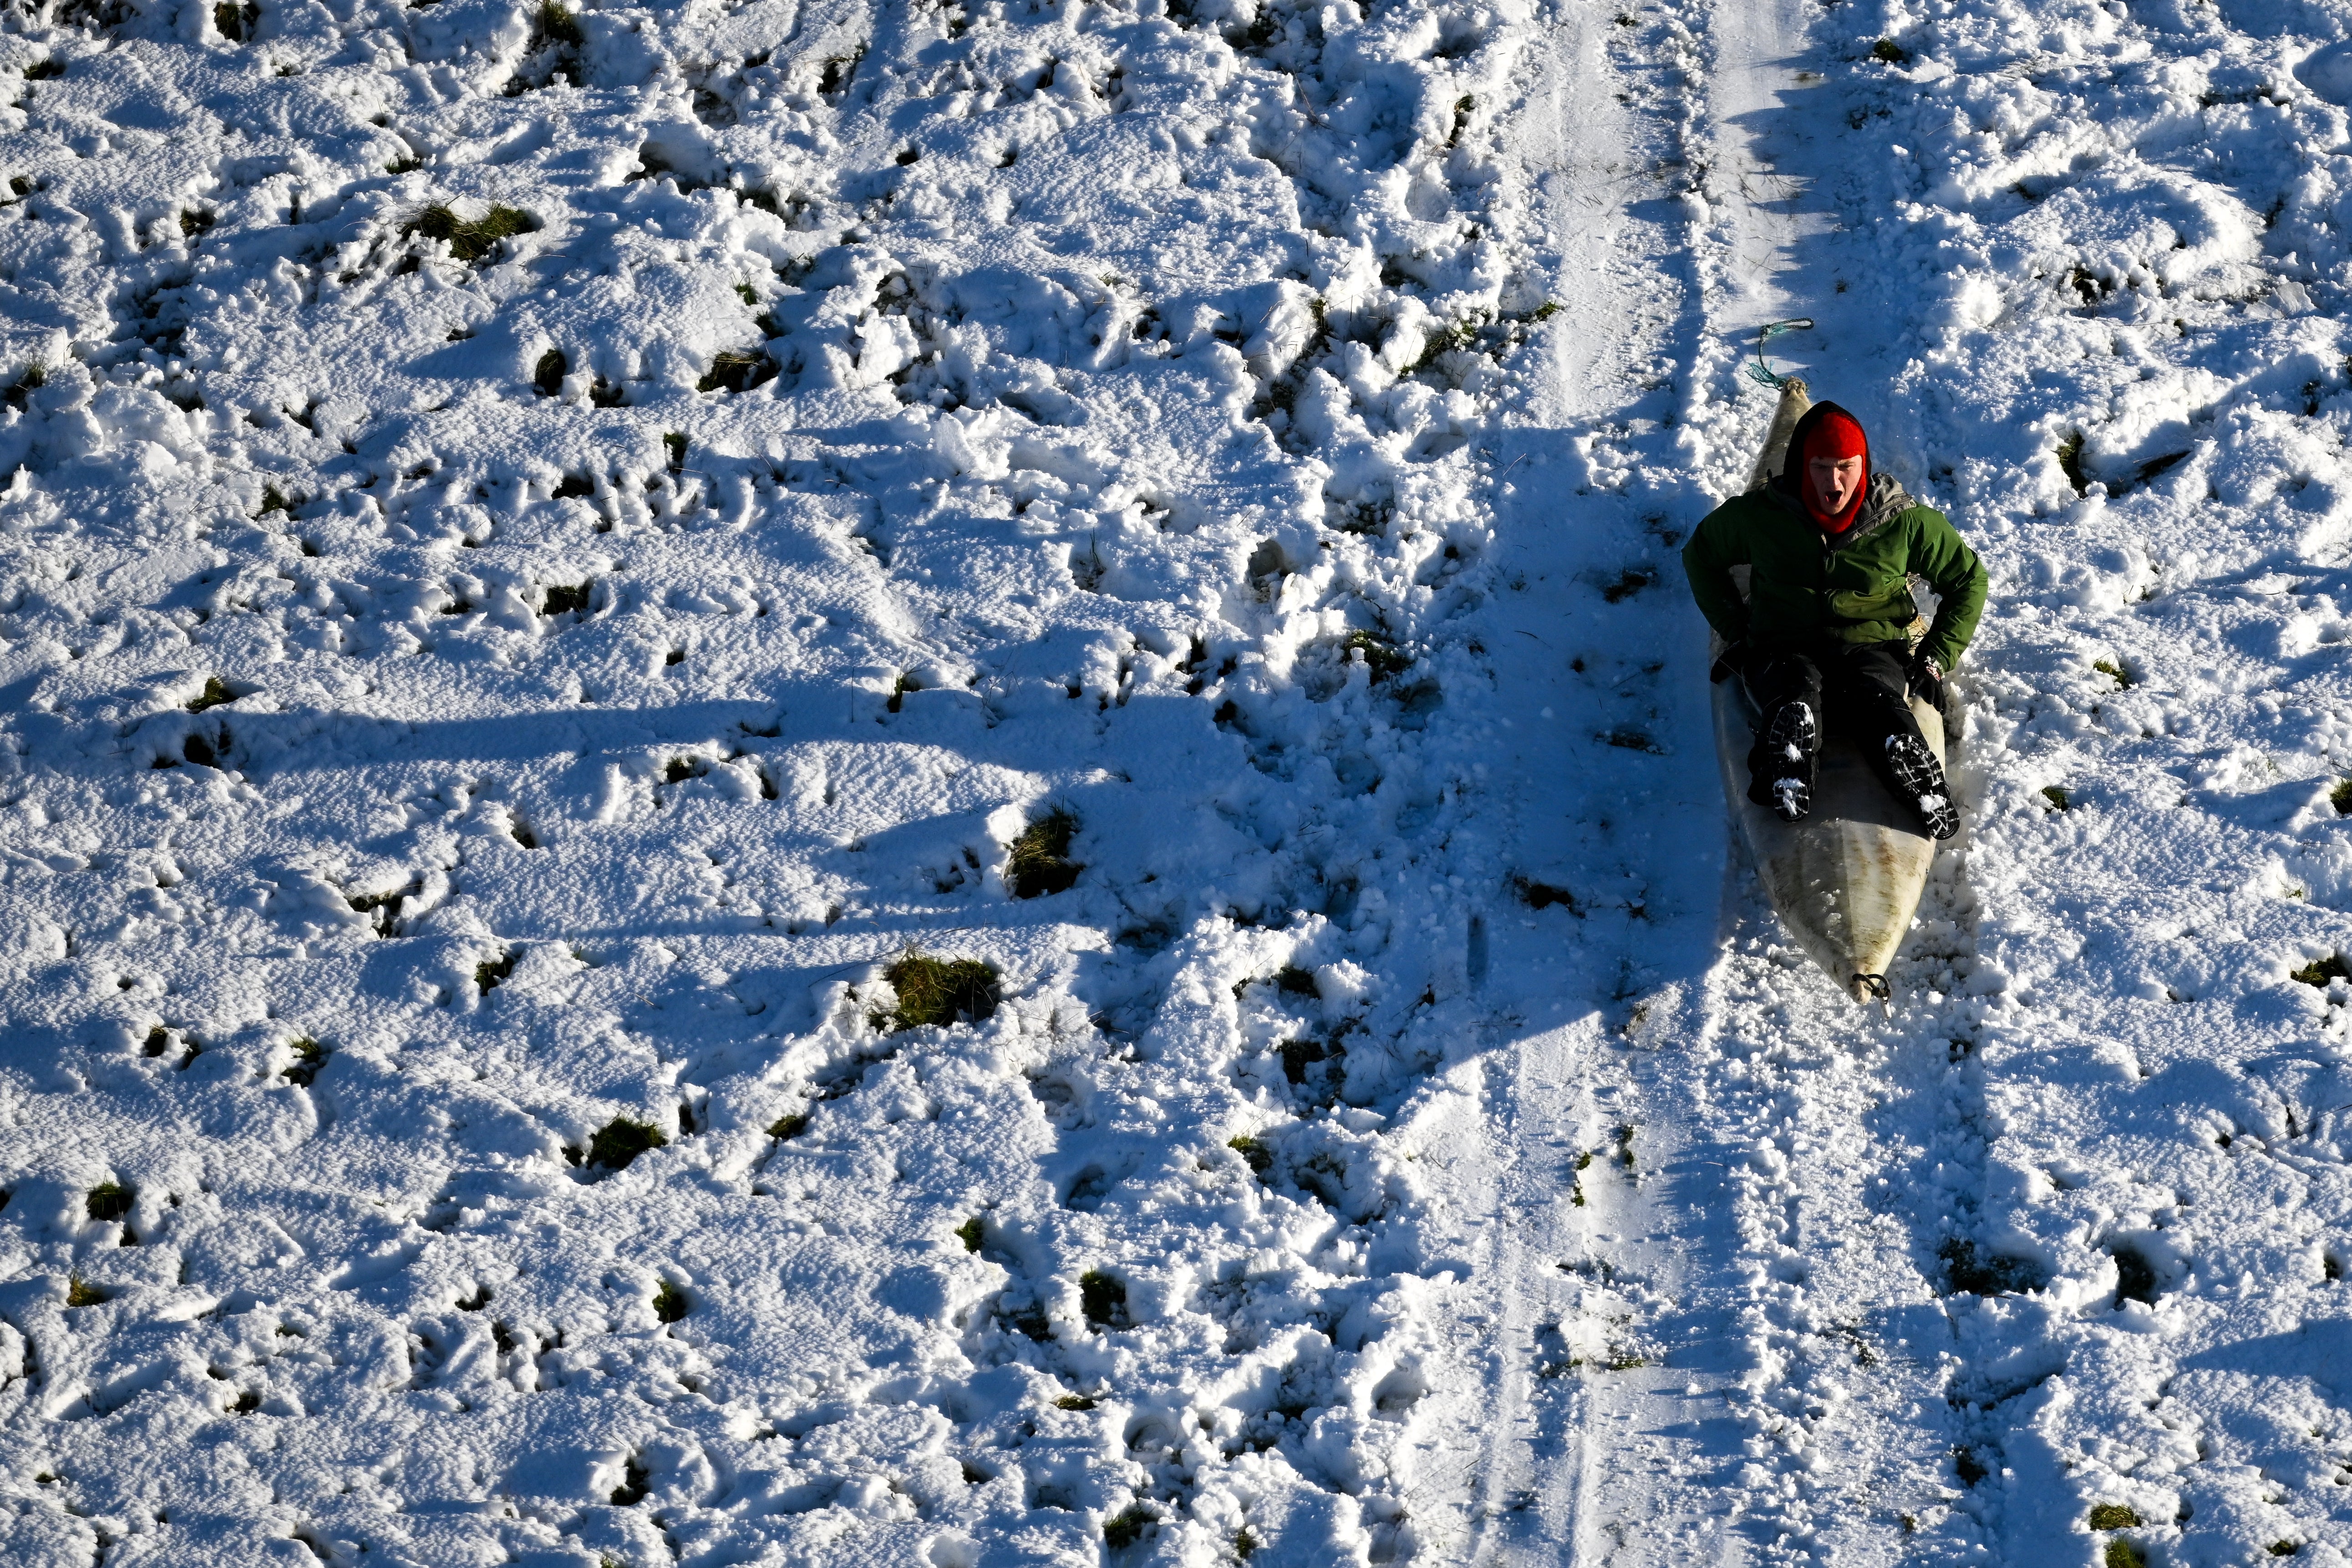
[1809,454,1865,514]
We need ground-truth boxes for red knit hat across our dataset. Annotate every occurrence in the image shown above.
[1798,408,1869,533]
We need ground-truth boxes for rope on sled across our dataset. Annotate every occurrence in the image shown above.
[1745,318,1814,390]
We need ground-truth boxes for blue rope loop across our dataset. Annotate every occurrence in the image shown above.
[1746,318,1815,389]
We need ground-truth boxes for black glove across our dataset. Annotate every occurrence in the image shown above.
[1907,650,1946,712]
[1709,639,1750,685]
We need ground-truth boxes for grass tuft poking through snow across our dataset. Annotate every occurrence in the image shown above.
[1102,1505,1156,1549]
[405,203,536,264]
[2042,785,2071,812]
[1939,1237,2047,1295]
[2088,1504,2143,1531]
[697,349,777,395]
[474,950,516,994]
[2106,1541,2150,1568]
[185,677,237,714]
[535,0,584,48]
[541,581,591,616]
[2055,431,2091,494]
[1870,36,1910,64]
[2291,953,2348,987]
[587,1117,667,1170]
[955,1215,984,1252]
[1078,1269,1129,1330]
[651,1279,689,1323]
[766,1111,808,1142]
[878,951,999,1031]
[1227,1135,1272,1175]
[64,1274,104,1309]
[1007,807,1081,898]
[281,1037,325,1087]
[1342,629,1411,683]
[2332,778,2352,816]
[85,1182,132,1223]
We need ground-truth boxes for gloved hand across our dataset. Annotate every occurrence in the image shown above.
[1709,639,1751,685]
[1907,650,1946,711]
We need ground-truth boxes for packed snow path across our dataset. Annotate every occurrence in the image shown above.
[2,0,2352,1561]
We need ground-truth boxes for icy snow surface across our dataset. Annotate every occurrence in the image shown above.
[1,0,2352,1557]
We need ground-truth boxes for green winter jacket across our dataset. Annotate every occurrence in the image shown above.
[1681,470,1988,672]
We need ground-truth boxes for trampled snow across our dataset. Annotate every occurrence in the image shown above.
[0,0,2347,1559]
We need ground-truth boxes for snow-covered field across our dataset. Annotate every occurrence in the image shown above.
[0,0,2349,1557]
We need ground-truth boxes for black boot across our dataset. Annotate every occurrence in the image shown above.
[1748,701,1817,822]
[1884,732,1959,840]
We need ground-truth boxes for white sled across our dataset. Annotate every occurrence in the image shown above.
[1711,379,1948,1007]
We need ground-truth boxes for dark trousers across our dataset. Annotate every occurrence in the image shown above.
[1742,641,1925,805]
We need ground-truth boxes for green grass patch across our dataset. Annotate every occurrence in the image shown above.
[609,1459,649,1506]
[767,1111,809,1140]
[662,431,687,472]
[956,1214,985,1252]
[1940,1237,2046,1295]
[2088,1504,2140,1531]
[2291,953,2348,987]
[1008,807,1081,898]
[1871,36,1910,63]
[2093,658,2133,688]
[2055,431,2089,494]
[282,1037,325,1086]
[533,348,566,396]
[588,1116,668,1169]
[214,0,256,41]
[3,363,45,411]
[405,203,536,264]
[1102,1505,1156,1549]
[879,950,1000,1031]
[1279,1036,1329,1084]
[651,1279,689,1323]
[186,677,238,713]
[475,950,516,993]
[1078,1269,1129,1330]
[1054,1393,1094,1410]
[697,348,777,394]
[65,1274,105,1308]
[542,581,591,615]
[1275,965,1318,996]
[1228,1134,1272,1175]
[86,1181,133,1223]
[535,0,583,46]
[2331,777,2352,816]
[1342,629,1410,682]
[2105,1540,2148,1568]
[2041,785,2070,812]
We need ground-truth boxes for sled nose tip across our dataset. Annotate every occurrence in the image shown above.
[1851,972,1893,1017]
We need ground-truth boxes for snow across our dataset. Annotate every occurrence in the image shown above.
[0,0,2348,1559]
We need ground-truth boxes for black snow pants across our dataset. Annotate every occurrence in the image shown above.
[1742,640,1925,807]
